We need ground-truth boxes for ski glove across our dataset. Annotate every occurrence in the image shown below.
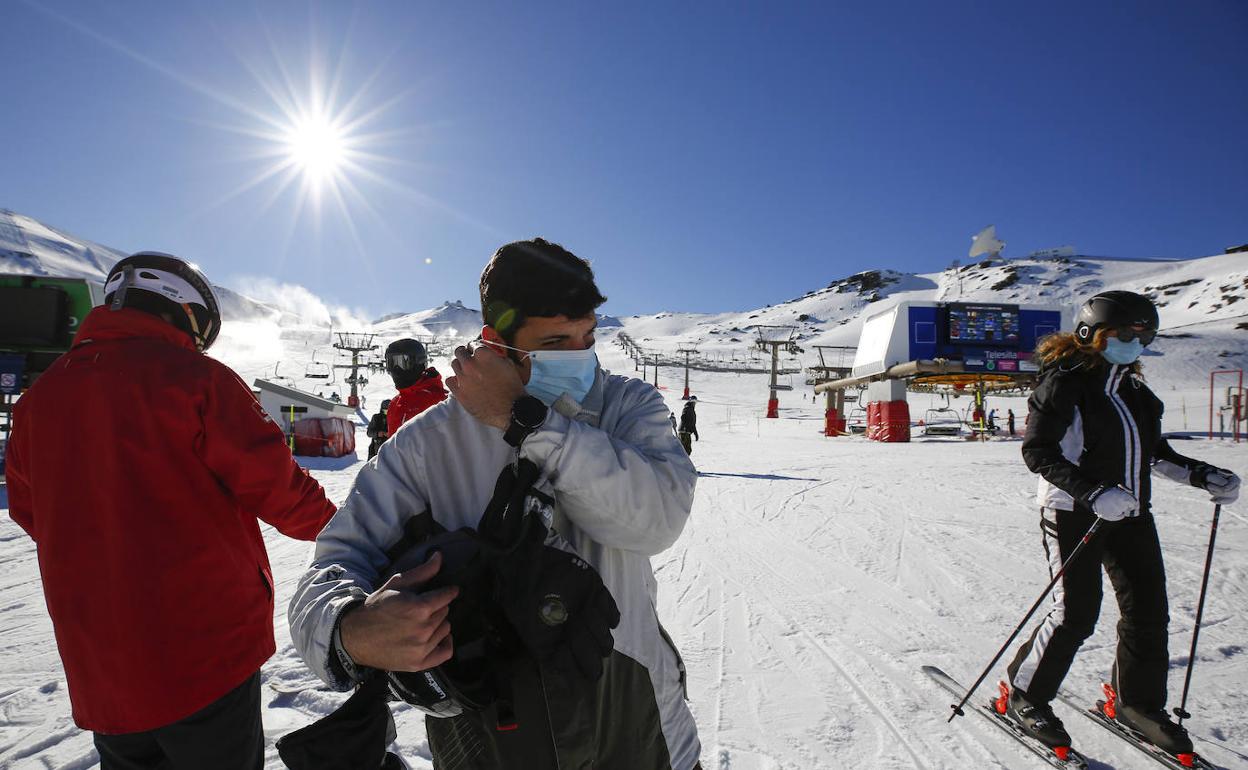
[1192,465,1240,505]
[1086,485,1137,521]
[493,531,621,682]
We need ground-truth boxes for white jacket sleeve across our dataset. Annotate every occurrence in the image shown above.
[287,435,432,689]
[519,379,696,555]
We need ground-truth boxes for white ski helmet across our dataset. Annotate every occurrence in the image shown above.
[104,252,221,351]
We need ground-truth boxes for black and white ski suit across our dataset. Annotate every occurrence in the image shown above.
[1007,361,1214,711]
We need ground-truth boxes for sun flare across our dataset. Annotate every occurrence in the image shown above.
[284,113,346,183]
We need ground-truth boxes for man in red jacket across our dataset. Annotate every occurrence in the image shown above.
[4,252,338,769]
[384,337,447,435]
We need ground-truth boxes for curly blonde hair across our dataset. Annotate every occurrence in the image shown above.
[1035,328,1142,375]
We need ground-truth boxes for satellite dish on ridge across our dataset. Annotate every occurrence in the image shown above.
[969,225,1005,259]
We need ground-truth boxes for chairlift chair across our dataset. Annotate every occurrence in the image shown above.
[846,405,868,434]
[922,407,962,437]
[305,360,332,380]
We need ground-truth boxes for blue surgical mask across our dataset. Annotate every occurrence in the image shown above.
[1102,337,1144,365]
[524,348,599,405]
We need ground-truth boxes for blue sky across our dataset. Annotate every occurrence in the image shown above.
[3,1,1246,318]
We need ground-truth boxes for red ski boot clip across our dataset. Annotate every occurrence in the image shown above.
[994,681,1010,715]
[1099,682,1118,720]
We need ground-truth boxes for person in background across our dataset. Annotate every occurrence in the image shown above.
[289,237,701,769]
[678,397,699,455]
[1003,290,1240,761]
[669,410,679,435]
[5,252,337,769]
[1007,408,1016,437]
[366,398,392,459]
[384,338,447,435]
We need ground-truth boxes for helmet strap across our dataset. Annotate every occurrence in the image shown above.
[109,265,134,311]
[181,303,207,351]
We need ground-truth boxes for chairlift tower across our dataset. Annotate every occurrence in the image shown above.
[676,347,698,399]
[809,345,856,436]
[755,325,800,418]
[333,332,378,408]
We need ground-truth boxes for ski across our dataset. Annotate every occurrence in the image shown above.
[1054,687,1220,770]
[923,666,1089,769]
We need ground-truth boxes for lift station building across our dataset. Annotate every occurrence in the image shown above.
[816,301,1064,441]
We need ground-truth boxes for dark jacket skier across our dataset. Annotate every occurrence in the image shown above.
[289,238,701,769]
[1003,291,1240,759]
[5,253,336,768]
[366,399,392,459]
[383,338,448,435]
[677,399,699,455]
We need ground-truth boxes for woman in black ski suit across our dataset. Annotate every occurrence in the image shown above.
[1004,291,1240,758]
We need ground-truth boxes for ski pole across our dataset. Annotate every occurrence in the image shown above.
[948,517,1105,722]
[1173,503,1221,728]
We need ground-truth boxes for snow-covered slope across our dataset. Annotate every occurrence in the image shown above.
[0,209,124,280]
[621,254,1248,397]
[5,339,1247,770]
[373,299,483,339]
[625,254,1248,350]
[1,209,284,323]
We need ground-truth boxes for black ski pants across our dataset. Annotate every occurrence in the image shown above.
[93,671,263,770]
[1007,508,1170,710]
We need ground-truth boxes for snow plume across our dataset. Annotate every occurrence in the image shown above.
[228,276,373,329]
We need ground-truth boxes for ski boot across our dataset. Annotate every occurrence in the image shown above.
[997,682,1074,758]
[1099,684,1195,762]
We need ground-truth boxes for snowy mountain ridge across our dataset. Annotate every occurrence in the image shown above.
[5,208,1244,392]
[0,209,295,324]
[619,252,1248,390]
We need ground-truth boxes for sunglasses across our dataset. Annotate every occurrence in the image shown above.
[1115,325,1156,346]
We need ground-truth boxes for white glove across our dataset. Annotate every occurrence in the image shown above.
[1201,469,1240,505]
[1089,486,1137,521]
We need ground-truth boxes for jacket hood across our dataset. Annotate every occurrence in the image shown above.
[73,306,199,353]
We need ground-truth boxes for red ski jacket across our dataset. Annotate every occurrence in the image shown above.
[4,307,336,734]
[387,369,448,435]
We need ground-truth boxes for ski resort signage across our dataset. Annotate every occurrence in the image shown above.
[0,354,24,395]
[851,300,1062,380]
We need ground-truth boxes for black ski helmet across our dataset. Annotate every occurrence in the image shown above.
[1073,290,1159,346]
[104,252,221,351]
[385,338,428,388]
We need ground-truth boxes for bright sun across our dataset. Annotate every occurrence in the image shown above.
[284,113,346,183]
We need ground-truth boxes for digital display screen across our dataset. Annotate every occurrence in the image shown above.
[946,304,1020,345]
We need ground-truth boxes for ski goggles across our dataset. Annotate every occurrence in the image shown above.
[1114,324,1157,346]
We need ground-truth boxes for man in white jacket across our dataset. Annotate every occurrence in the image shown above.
[289,238,702,769]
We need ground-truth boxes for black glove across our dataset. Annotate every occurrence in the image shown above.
[493,529,621,681]
[1190,462,1241,504]
[477,460,621,681]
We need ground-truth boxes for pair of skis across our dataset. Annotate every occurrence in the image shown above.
[924,666,1218,769]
